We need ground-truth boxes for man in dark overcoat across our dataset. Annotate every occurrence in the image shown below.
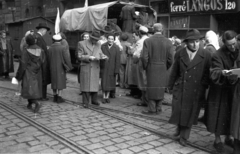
[205,30,238,153]
[48,34,73,103]
[120,0,138,33]
[0,30,14,79]
[168,29,211,146]
[141,23,173,115]
[35,23,51,101]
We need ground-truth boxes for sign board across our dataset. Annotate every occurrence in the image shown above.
[169,0,238,14]
[170,16,189,29]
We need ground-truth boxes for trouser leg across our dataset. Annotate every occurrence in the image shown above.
[119,64,126,88]
[233,139,240,154]
[179,126,191,140]
[147,100,156,112]
[82,92,90,106]
[42,84,47,99]
[141,91,148,105]
[91,92,99,105]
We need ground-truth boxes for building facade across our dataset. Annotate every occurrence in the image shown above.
[150,0,240,38]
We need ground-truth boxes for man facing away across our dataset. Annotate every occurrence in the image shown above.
[141,23,173,115]
[35,23,51,101]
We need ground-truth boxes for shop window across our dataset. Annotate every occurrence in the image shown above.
[190,15,210,29]
[6,0,15,7]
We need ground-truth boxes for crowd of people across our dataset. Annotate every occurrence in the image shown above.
[0,0,240,153]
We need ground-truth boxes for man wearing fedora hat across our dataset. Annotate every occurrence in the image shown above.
[35,23,51,101]
[168,29,211,146]
[141,23,173,115]
[77,31,108,108]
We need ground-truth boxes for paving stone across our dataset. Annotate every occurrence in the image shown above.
[92,148,108,154]
[28,140,41,146]
[149,141,164,147]
[98,135,111,141]
[62,132,75,138]
[51,144,65,151]
[16,122,30,128]
[111,137,126,143]
[0,140,17,148]
[16,136,35,143]
[88,137,101,143]
[105,145,120,152]
[118,149,134,154]
[101,140,115,146]
[146,149,163,154]
[115,143,131,149]
[56,128,72,134]
[59,148,73,154]
[86,143,104,150]
[38,148,58,154]
[29,144,49,152]
[76,140,92,146]
[129,146,144,153]
[70,135,87,141]
[141,144,154,150]
[37,135,53,142]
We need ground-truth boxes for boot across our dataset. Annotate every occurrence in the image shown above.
[53,94,58,102]
[27,100,33,110]
[57,96,65,103]
[33,101,41,113]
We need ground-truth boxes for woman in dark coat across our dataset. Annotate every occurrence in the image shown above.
[100,33,120,103]
[48,34,73,103]
[205,31,238,153]
[0,30,14,79]
[168,29,211,146]
[15,34,44,113]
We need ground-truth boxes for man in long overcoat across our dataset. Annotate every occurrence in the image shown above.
[77,31,107,108]
[168,29,211,146]
[205,30,238,153]
[0,30,14,79]
[35,23,51,101]
[49,34,73,103]
[120,0,138,33]
[141,23,173,115]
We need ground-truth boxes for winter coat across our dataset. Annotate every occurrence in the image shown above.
[141,34,173,100]
[120,4,138,33]
[133,35,149,91]
[49,42,73,90]
[168,47,211,127]
[77,40,103,92]
[206,46,238,135]
[16,45,44,99]
[0,38,14,74]
[35,32,51,85]
[100,43,120,91]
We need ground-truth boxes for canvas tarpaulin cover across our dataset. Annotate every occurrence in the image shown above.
[60,1,118,32]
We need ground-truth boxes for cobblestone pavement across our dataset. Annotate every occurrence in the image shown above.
[0,63,233,153]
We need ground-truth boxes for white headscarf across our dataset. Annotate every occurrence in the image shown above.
[205,30,220,50]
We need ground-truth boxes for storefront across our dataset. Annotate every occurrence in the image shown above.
[150,0,240,39]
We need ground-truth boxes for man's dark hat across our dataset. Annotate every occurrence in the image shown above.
[102,25,114,34]
[90,31,101,40]
[148,27,154,34]
[183,29,203,42]
[36,23,50,31]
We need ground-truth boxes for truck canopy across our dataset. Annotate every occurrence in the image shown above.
[60,1,156,32]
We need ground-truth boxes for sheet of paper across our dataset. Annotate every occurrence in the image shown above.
[231,68,240,77]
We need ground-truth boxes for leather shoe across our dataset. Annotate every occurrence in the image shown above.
[57,96,65,103]
[34,102,41,113]
[40,98,49,101]
[83,103,89,108]
[92,102,100,106]
[173,127,180,137]
[213,142,224,153]
[106,99,110,103]
[137,103,147,107]
[225,138,234,148]
[102,99,107,104]
[27,103,32,110]
[179,138,187,146]
[142,111,157,115]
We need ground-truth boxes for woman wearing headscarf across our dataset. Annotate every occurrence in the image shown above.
[15,34,44,113]
[0,30,14,79]
[205,30,220,54]
[20,30,34,56]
